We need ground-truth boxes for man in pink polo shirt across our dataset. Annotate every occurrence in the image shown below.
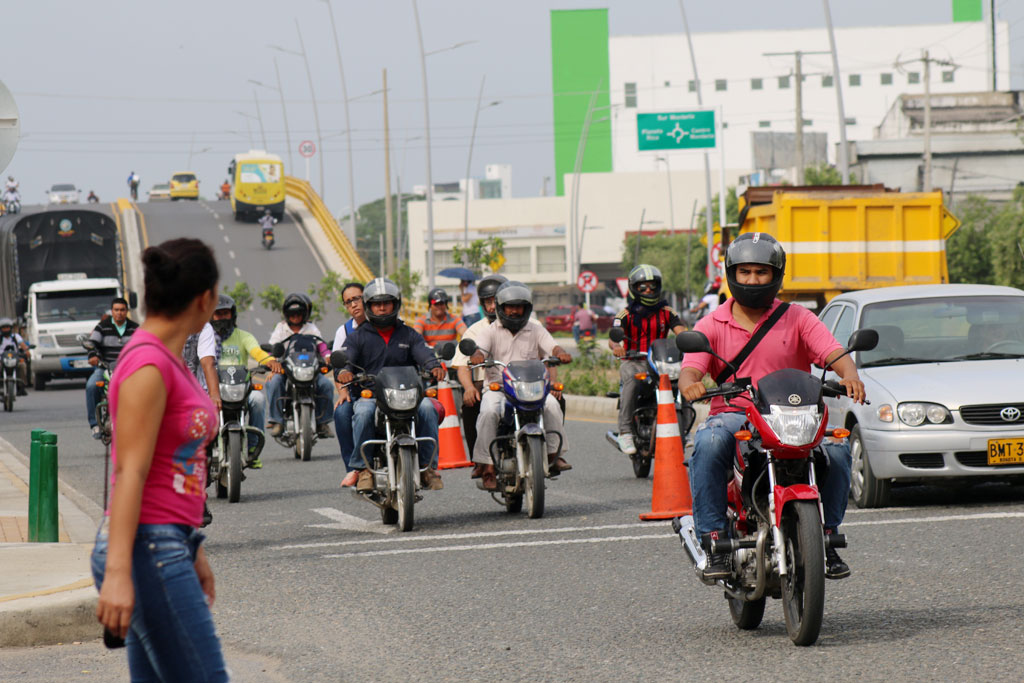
[680,233,865,582]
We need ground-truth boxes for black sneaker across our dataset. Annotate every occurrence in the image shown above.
[703,553,731,580]
[825,546,850,580]
[201,501,213,528]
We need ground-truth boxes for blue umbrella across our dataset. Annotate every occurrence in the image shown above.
[438,267,478,282]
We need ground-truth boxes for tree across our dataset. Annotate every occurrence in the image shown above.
[987,186,1024,290]
[389,260,422,301]
[451,236,506,274]
[258,284,285,316]
[947,195,997,285]
[622,232,706,301]
[347,193,416,274]
[224,281,253,312]
[803,162,856,186]
[695,187,740,232]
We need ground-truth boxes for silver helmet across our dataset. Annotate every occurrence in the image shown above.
[495,281,533,334]
[363,278,402,329]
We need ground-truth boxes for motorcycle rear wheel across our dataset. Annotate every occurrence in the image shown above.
[226,432,243,503]
[781,500,825,646]
[631,454,652,478]
[728,594,766,630]
[523,435,545,519]
[396,446,416,532]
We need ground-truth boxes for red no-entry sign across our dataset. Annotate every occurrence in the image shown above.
[577,270,598,293]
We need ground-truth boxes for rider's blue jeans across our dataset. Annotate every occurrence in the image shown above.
[333,399,355,471]
[688,411,851,537]
[85,367,105,428]
[91,523,228,682]
[350,397,438,469]
[265,373,334,426]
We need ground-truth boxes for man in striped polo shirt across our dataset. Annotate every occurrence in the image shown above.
[414,288,467,347]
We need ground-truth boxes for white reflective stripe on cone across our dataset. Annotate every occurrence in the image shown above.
[656,390,674,404]
[656,422,680,438]
[440,415,461,429]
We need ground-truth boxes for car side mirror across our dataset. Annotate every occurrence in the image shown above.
[330,350,348,369]
[128,291,139,310]
[676,330,712,354]
[847,328,879,353]
[608,327,625,343]
[458,338,478,356]
[437,341,456,361]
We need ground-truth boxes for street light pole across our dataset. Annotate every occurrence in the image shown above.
[412,0,436,290]
[321,0,358,227]
[463,76,500,251]
[273,59,295,171]
[272,25,324,197]
[656,156,675,231]
[253,90,268,151]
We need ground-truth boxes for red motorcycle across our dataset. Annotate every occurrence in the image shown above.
[672,327,877,646]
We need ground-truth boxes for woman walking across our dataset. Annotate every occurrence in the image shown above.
[91,238,228,681]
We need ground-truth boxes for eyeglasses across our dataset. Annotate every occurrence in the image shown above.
[343,296,363,307]
[636,282,657,293]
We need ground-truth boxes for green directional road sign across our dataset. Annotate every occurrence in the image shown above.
[637,110,716,151]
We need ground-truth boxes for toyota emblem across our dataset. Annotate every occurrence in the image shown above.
[788,393,802,405]
[1000,406,1021,422]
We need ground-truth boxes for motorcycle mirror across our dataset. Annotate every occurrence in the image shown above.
[608,327,625,343]
[458,338,478,357]
[847,328,879,353]
[128,291,139,310]
[330,350,348,369]
[675,330,711,354]
[80,339,97,351]
[272,342,285,358]
[437,341,456,361]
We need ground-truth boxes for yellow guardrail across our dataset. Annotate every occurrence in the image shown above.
[284,176,374,283]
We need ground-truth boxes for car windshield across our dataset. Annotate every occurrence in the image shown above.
[51,184,76,192]
[173,174,196,182]
[549,307,572,316]
[859,295,1024,367]
[152,183,170,190]
[36,289,118,323]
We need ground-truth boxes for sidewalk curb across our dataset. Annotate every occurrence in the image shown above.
[563,394,618,420]
[0,586,98,648]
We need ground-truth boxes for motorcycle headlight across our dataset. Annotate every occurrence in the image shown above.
[219,382,246,403]
[512,380,546,403]
[763,405,821,446]
[654,360,680,380]
[290,365,315,382]
[897,402,951,426]
[384,386,420,410]
[2,355,17,368]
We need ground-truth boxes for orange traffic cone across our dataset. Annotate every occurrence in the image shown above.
[639,373,693,520]
[436,380,473,469]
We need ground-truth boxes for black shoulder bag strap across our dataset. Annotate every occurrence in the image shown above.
[714,303,791,386]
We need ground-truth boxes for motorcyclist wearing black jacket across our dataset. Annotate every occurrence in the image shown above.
[85,298,138,438]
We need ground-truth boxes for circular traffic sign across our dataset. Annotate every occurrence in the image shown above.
[298,140,316,158]
[0,81,20,173]
[577,270,598,293]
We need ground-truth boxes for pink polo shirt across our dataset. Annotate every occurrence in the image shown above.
[681,298,842,416]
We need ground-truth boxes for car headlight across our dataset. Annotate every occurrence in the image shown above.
[38,335,56,349]
[512,380,546,402]
[763,405,821,446]
[290,365,315,382]
[897,402,951,426]
[219,383,246,403]
[654,360,680,380]
[384,386,420,410]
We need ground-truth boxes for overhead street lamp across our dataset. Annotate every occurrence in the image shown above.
[251,91,268,151]
[234,111,257,148]
[320,0,358,231]
[413,0,477,289]
[655,156,675,232]
[463,75,500,250]
[249,60,295,172]
[270,22,324,197]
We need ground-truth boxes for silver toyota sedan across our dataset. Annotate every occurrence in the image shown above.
[819,284,1024,508]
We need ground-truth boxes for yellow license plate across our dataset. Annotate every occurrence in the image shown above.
[987,438,1024,465]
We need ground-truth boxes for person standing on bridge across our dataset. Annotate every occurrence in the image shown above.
[92,238,228,680]
[85,297,138,439]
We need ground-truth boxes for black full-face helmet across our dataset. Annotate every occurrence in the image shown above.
[725,232,786,309]
[211,294,237,339]
[495,281,533,334]
[282,292,312,325]
[477,274,508,322]
[363,278,402,329]
[628,264,663,306]
[427,287,450,306]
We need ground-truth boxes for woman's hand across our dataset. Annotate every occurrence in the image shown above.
[194,546,216,607]
[96,569,134,639]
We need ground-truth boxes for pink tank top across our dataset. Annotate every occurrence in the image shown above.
[108,330,216,526]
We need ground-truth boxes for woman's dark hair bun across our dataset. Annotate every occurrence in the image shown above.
[141,247,182,280]
[142,239,218,317]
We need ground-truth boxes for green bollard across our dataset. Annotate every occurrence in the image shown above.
[28,429,45,543]
[37,432,59,543]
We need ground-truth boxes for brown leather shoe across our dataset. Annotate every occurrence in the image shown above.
[470,463,485,479]
[356,469,374,492]
[421,468,444,491]
[479,465,497,490]
[548,455,572,472]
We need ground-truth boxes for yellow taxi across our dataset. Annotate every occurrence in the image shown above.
[169,171,200,200]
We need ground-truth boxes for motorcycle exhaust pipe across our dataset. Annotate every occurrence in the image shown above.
[672,515,707,572]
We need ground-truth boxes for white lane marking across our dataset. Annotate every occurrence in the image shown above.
[323,533,667,559]
[228,250,236,260]
[234,267,241,277]
[308,508,393,535]
[277,521,653,551]
[213,213,219,219]
[223,235,230,244]
[843,511,1024,527]
[255,317,263,326]
[218,223,224,231]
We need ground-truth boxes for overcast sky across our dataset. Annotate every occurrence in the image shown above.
[3,0,1021,215]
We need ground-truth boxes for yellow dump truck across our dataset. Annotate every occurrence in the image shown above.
[734,185,961,308]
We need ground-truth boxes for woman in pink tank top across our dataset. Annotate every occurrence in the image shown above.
[91,238,229,680]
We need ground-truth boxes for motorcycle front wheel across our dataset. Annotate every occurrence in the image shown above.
[523,434,546,519]
[396,445,416,532]
[781,500,825,646]
[728,594,766,630]
[631,454,652,478]
[226,431,243,503]
[3,379,13,411]
[296,404,313,461]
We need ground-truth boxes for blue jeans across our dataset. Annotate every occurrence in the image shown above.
[333,399,355,471]
[351,397,438,469]
[688,411,851,537]
[246,390,266,454]
[91,523,228,682]
[462,312,482,327]
[265,373,334,425]
[85,366,105,428]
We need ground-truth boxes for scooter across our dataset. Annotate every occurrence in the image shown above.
[261,226,275,250]
[332,343,454,531]
[671,328,877,646]
[605,328,695,477]
[458,338,564,519]
[4,196,20,215]
[210,365,267,503]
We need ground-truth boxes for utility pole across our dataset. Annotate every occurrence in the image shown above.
[823,0,849,183]
[990,0,997,91]
[382,68,394,274]
[273,58,294,172]
[764,50,830,185]
[253,91,267,151]
[894,50,956,193]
